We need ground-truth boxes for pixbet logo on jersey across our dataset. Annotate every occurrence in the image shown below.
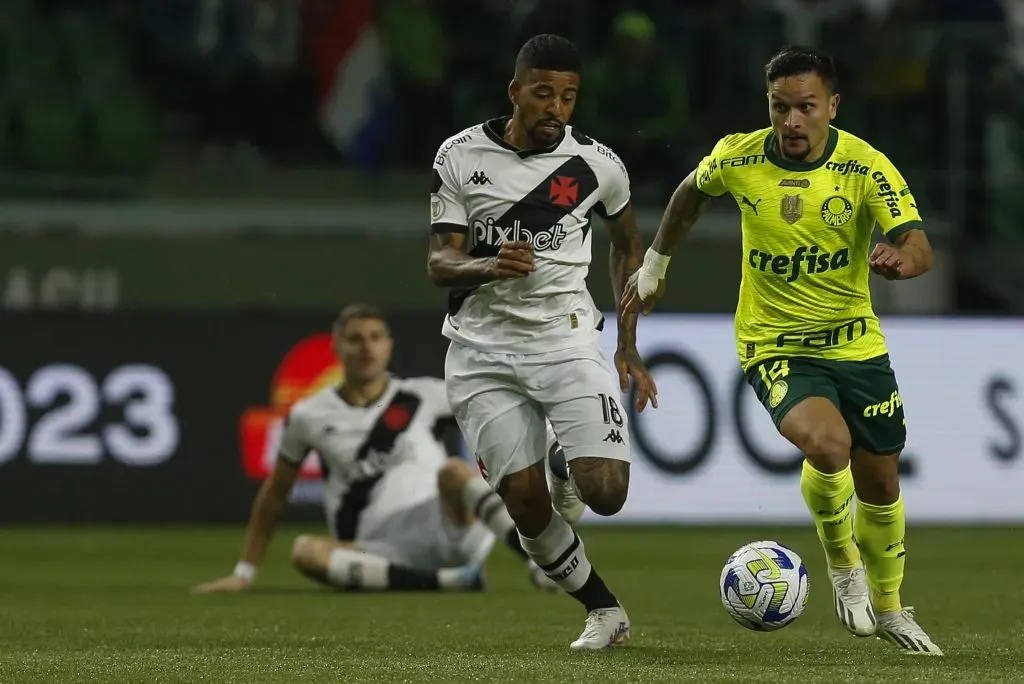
[471,217,568,251]
[239,334,341,481]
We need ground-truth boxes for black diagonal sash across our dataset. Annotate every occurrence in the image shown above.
[448,155,600,316]
[334,390,422,540]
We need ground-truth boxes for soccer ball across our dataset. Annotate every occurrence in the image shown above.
[719,540,809,631]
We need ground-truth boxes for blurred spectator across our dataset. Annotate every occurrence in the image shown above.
[579,10,690,195]
[377,0,451,168]
[136,0,307,166]
[0,0,1009,200]
[857,0,937,161]
[756,0,861,47]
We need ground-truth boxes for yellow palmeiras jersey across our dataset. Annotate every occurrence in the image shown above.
[695,126,922,371]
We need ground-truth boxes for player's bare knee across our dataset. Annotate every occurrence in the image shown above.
[570,457,629,516]
[783,415,851,472]
[437,459,474,498]
[800,427,852,473]
[851,451,901,504]
[781,399,851,472]
[497,464,551,536]
[436,459,476,525]
[291,535,315,569]
[587,486,627,517]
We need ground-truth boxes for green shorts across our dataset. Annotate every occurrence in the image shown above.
[745,354,906,454]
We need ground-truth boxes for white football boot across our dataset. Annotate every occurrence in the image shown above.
[877,607,943,656]
[570,605,631,651]
[545,430,585,525]
[829,563,877,636]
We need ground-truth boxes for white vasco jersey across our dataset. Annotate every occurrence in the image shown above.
[278,377,452,541]
[430,117,631,355]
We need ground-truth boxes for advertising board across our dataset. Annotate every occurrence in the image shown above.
[1,312,1020,524]
[0,311,450,522]
[592,315,1024,523]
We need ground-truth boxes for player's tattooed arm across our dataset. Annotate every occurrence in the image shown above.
[606,204,643,349]
[650,169,712,256]
[869,228,933,280]
[620,168,712,317]
[607,205,659,410]
[427,230,535,286]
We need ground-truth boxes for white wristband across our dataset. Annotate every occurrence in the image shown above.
[233,561,257,583]
[641,248,671,279]
[637,248,670,300]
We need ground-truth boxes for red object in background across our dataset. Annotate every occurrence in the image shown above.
[239,334,343,480]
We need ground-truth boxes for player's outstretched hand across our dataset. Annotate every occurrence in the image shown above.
[489,240,536,279]
[621,269,665,315]
[615,346,659,412]
[190,575,251,595]
[869,243,904,280]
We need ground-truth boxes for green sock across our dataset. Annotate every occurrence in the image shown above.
[855,496,906,613]
[800,460,861,569]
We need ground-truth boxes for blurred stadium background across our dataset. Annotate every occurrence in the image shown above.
[1,0,1023,682]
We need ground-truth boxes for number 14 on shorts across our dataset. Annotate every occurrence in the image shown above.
[758,360,791,388]
[758,360,791,409]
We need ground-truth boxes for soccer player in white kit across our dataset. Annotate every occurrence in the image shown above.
[192,304,559,595]
[427,35,659,650]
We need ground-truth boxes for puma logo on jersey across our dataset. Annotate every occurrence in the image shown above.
[741,196,761,215]
[469,171,492,185]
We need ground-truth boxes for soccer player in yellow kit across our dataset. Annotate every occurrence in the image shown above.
[623,46,941,655]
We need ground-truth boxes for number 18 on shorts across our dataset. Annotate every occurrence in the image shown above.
[444,342,631,486]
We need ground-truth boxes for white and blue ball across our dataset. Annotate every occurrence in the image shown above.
[719,540,809,631]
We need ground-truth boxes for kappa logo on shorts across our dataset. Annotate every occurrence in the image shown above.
[603,429,625,445]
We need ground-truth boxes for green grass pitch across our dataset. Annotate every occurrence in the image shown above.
[1,525,1023,682]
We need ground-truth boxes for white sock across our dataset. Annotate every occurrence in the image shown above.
[461,476,533,564]
[326,548,388,590]
[437,567,472,590]
[327,547,479,592]
[457,520,496,567]
[518,512,593,593]
[462,477,515,538]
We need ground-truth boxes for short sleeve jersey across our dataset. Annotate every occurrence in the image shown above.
[694,126,923,370]
[430,117,632,355]
[279,377,452,540]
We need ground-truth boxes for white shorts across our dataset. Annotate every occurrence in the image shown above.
[355,497,494,571]
[445,341,631,486]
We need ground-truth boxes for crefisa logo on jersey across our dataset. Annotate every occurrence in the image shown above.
[825,159,869,176]
[871,171,903,219]
[472,217,567,251]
